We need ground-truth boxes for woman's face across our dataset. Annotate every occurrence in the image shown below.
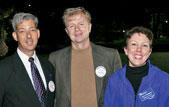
[124,33,152,67]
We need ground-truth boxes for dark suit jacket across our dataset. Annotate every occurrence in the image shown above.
[0,52,55,107]
[49,43,122,107]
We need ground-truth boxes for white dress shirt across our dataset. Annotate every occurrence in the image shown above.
[17,48,47,89]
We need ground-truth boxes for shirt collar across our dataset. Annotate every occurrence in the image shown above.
[17,48,37,62]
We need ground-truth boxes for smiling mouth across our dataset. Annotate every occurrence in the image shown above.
[75,33,82,36]
[26,40,33,45]
[135,55,142,59]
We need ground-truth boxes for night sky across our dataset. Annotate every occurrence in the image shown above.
[1,0,169,53]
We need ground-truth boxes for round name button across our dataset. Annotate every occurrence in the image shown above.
[95,66,106,78]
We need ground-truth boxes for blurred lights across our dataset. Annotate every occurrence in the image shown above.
[165,20,168,24]
[160,35,163,38]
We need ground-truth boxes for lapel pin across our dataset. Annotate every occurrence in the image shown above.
[95,66,106,78]
[48,80,55,92]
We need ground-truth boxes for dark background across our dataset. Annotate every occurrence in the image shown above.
[1,0,169,55]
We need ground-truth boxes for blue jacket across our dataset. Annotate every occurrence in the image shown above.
[104,60,169,107]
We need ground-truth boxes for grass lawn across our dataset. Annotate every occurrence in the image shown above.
[120,52,169,73]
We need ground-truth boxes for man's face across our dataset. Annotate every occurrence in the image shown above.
[65,13,91,45]
[12,19,40,56]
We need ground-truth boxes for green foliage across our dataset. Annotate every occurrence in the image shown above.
[0,8,14,40]
[149,52,169,73]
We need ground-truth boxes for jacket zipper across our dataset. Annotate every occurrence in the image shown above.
[134,95,136,107]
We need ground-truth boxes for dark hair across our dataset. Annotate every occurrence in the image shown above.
[124,26,154,48]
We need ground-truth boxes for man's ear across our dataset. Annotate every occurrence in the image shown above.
[65,28,68,35]
[89,23,92,33]
[12,32,18,41]
[37,29,40,39]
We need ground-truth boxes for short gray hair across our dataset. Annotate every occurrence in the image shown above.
[12,12,38,32]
